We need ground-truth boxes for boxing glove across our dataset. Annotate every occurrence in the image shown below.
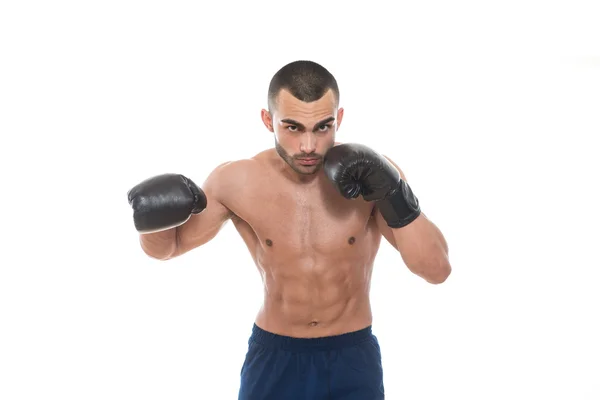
[127,173,207,234]
[323,143,420,228]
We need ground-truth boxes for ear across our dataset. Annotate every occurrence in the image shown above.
[261,109,274,132]
[336,107,345,129]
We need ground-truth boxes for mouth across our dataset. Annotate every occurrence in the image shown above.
[296,158,320,166]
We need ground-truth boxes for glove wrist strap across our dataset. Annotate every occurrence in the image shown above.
[377,180,421,228]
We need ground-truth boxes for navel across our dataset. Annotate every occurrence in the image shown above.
[309,321,319,327]
[348,236,356,245]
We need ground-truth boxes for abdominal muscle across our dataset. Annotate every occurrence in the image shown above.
[255,256,375,338]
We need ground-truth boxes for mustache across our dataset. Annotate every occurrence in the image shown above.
[294,154,322,159]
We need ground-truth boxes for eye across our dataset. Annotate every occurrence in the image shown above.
[287,125,298,132]
[318,124,331,132]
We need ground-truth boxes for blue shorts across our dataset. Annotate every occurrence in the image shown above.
[238,324,385,399]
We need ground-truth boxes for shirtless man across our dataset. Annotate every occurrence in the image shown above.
[127,60,451,399]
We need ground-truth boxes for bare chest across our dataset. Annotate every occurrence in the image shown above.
[227,174,380,256]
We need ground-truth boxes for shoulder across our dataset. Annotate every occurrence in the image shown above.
[381,154,407,181]
[203,149,271,190]
[205,158,257,188]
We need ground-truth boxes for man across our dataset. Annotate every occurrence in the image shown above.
[127,60,451,399]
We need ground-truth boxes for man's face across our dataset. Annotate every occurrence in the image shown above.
[262,89,344,175]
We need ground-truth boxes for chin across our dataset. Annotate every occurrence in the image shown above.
[295,164,321,175]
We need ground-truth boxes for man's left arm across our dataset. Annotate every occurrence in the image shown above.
[375,156,451,284]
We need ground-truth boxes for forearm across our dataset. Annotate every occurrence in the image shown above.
[392,214,451,284]
[376,176,451,283]
[139,228,178,260]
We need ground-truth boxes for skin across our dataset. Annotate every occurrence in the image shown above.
[138,88,451,338]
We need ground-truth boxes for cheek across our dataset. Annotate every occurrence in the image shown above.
[272,127,282,138]
[274,128,287,141]
[274,129,295,147]
[317,135,335,152]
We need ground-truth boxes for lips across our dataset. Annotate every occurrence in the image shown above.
[297,158,320,165]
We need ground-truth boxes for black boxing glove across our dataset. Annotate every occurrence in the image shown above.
[127,173,207,234]
[323,143,420,228]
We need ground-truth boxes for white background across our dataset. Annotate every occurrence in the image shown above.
[1,0,599,399]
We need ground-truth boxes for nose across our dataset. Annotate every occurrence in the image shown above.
[300,133,317,155]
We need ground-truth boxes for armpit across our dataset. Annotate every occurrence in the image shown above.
[230,212,242,223]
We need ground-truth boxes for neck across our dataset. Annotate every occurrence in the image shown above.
[277,156,323,185]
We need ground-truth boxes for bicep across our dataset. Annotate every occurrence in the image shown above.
[175,196,231,256]
[374,205,398,250]
[172,163,234,256]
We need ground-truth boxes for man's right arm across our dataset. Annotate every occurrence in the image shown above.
[129,162,234,260]
[166,162,235,259]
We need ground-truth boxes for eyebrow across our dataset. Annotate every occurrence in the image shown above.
[281,117,335,131]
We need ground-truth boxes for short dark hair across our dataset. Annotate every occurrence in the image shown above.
[267,60,339,112]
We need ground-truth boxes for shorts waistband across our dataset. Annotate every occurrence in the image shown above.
[249,324,373,352]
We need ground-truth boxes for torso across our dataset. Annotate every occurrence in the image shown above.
[222,149,383,338]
